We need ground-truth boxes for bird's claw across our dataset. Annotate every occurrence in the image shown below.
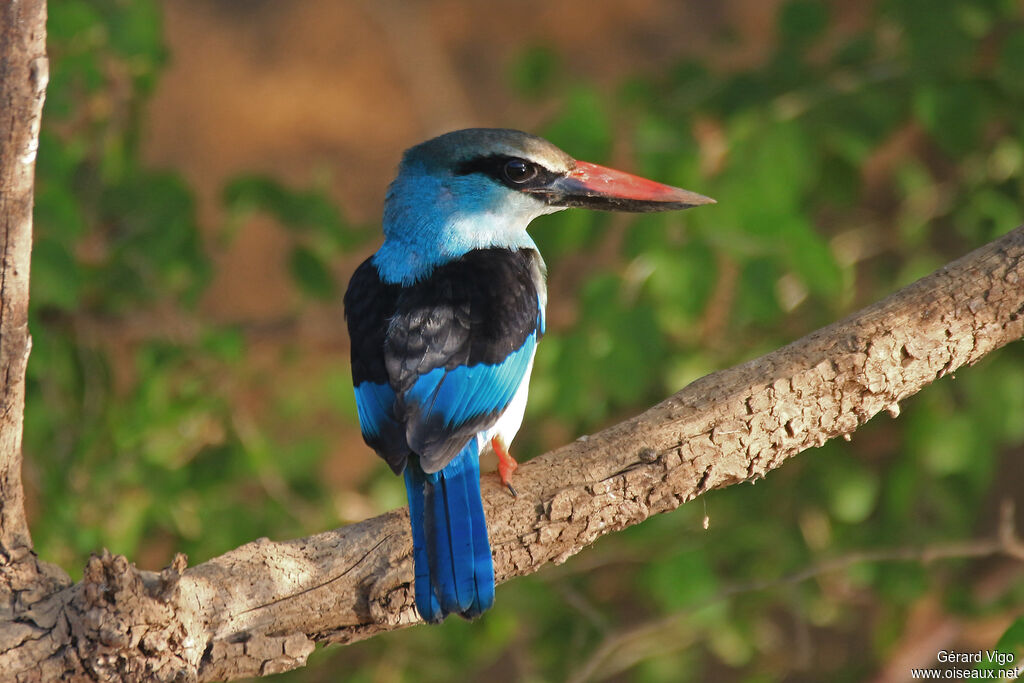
[492,436,519,497]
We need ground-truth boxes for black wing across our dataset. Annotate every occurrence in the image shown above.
[344,257,409,472]
[345,248,546,474]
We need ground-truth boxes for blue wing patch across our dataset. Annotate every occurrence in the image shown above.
[404,332,537,471]
[354,381,398,439]
[353,380,410,472]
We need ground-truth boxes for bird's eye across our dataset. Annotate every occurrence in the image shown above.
[503,159,537,184]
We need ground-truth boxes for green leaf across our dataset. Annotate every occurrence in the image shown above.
[725,119,816,222]
[289,245,336,299]
[736,258,784,325]
[31,240,80,311]
[509,45,559,97]
[543,86,612,162]
[913,82,987,155]
[783,215,843,297]
[888,0,974,76]
[977,617,1024,671]
[778,0,829,48]
[200,328,246,364]
[35,184,86,242]
[824,460,880,524]
[223,175,363,248]
[643,241,717,321]
[100,170,209,307]
[913,408,991,476]
[106,0,165,65]
[997,30,1024,97]
[530,205,603,267]
[954,188,1020,242]
[48,0,103,42]
[995,617,1024,656]
[643,548,721,611]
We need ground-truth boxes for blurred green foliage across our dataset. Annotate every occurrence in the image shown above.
[223,174,364,299]
[28,0,1024,681]
[29,0,372,573]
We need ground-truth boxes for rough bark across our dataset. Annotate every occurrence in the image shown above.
[0,0,45,564]
[0,1,76,672]
[1,222,1021,680]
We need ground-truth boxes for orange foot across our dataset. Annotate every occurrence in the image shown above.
[491,436,518,497]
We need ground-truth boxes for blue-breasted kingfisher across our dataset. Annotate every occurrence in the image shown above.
[344,128,714,623]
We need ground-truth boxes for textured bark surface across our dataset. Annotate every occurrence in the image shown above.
[1,223,1021,680]
[0,2,77,675]
[0,0,45,565]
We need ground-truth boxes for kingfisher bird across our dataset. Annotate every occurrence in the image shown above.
[344,128,713,623]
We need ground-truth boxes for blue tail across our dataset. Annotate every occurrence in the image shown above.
[404,440,494,623]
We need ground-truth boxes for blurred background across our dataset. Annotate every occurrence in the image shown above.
[26,0,1024,680]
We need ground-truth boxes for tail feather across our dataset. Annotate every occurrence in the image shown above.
[404,440,494,622]
[431,461,476,612]
[465,450,495,617]
[404,463,443,623]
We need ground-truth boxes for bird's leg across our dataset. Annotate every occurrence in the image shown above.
[491,436,518,497]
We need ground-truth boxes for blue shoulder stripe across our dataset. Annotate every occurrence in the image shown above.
[404,332,536,452]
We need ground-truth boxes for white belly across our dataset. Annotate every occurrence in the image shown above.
[478,352,536,452]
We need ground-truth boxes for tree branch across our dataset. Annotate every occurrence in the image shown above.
[3,221,1020,680]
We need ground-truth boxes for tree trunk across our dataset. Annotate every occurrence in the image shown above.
[0,0,78,676]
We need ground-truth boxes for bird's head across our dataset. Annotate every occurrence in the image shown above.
[376,128,714,283]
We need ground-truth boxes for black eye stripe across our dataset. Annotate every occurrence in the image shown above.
[454,154,561,190]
